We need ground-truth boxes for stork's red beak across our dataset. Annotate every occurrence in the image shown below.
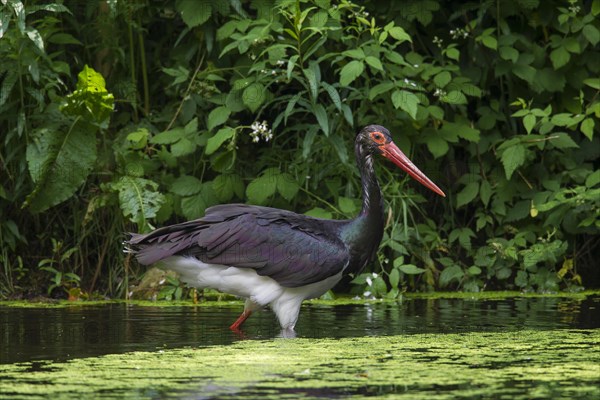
[381,141,446,197]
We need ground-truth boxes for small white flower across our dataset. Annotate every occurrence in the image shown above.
[249,120,273,143]
[434,88,447,97]
[372,272,378,278]
[366,277,373,286]
[363,291,372,297]
[413,64,419,68]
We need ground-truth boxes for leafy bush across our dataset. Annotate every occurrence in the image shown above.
[0,0,598,298]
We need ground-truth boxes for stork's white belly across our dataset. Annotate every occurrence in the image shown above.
[157,256,342,329]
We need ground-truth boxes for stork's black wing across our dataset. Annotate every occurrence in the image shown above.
[126,204,350,287]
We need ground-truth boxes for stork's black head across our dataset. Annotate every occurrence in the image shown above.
[356,125,446,197]
[356,125,393,156]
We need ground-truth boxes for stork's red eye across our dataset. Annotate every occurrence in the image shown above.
[370,131,386,144]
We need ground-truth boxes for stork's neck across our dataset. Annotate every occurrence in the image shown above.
[356,143,384,220]
[339,142,385,275]
[341,143,385,242]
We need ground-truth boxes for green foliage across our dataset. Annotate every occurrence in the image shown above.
[1,0,599,299]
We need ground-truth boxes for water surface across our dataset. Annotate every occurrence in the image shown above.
[1,295,599,399]
[2,295,598,364]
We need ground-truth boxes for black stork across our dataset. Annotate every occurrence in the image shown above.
[126,125,445,332]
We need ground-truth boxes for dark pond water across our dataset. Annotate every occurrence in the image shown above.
[2,296,599,364]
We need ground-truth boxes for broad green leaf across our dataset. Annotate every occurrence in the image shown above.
[181,183,218,219]
[505,199,530,222]
[583,24,600,46]
[501,144,526,179]
[481,35,497,50]
[452,123,480,142]
[338,197,358,215]
[550,132,579,149]
[277,173,299,201]
[585,170,600,188]
[468,266,482,276]
[388,26,411,43]
[339,60,364,86]
[25,126,97,213]
[515,270,528,287]
[426,135,449,158]
[110,176,164,232]
[445,47,460,60]
[304,207,332,219]
[206,127,235,155]
[523,114,536,134]
[399,264,426,274]
[535,68,565,92]
[171,137,195,157]
[213,173,244,202]
[428,105,444,120]
[583,78,600,90]
[342,49,365,59]
[456,182,479,208]
[391,90,419,119]
[442,91,467,105]
[170,175,202,196]
[384,51,406,65]
[581,118,595,140]
[551,113,575,126]
[48,32,82,45]
[365,56,383,71]
[126,128,149,149]
[207,106,230,131]
[550,47,570,69]
[499,46,519,62]
[176,0,212,28]
[246,173,277,205]
[433,71,451,88]
[368,82,394,100]
[61,65,114,126]
[440,265,464,286]
[242,83,266,112]
[151,127,185,144]
[480,180,492,207]
[513,64,536,82]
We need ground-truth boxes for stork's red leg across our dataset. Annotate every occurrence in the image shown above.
[229,310,252,331]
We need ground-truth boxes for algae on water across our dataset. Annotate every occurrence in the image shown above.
[1,329,599,399]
